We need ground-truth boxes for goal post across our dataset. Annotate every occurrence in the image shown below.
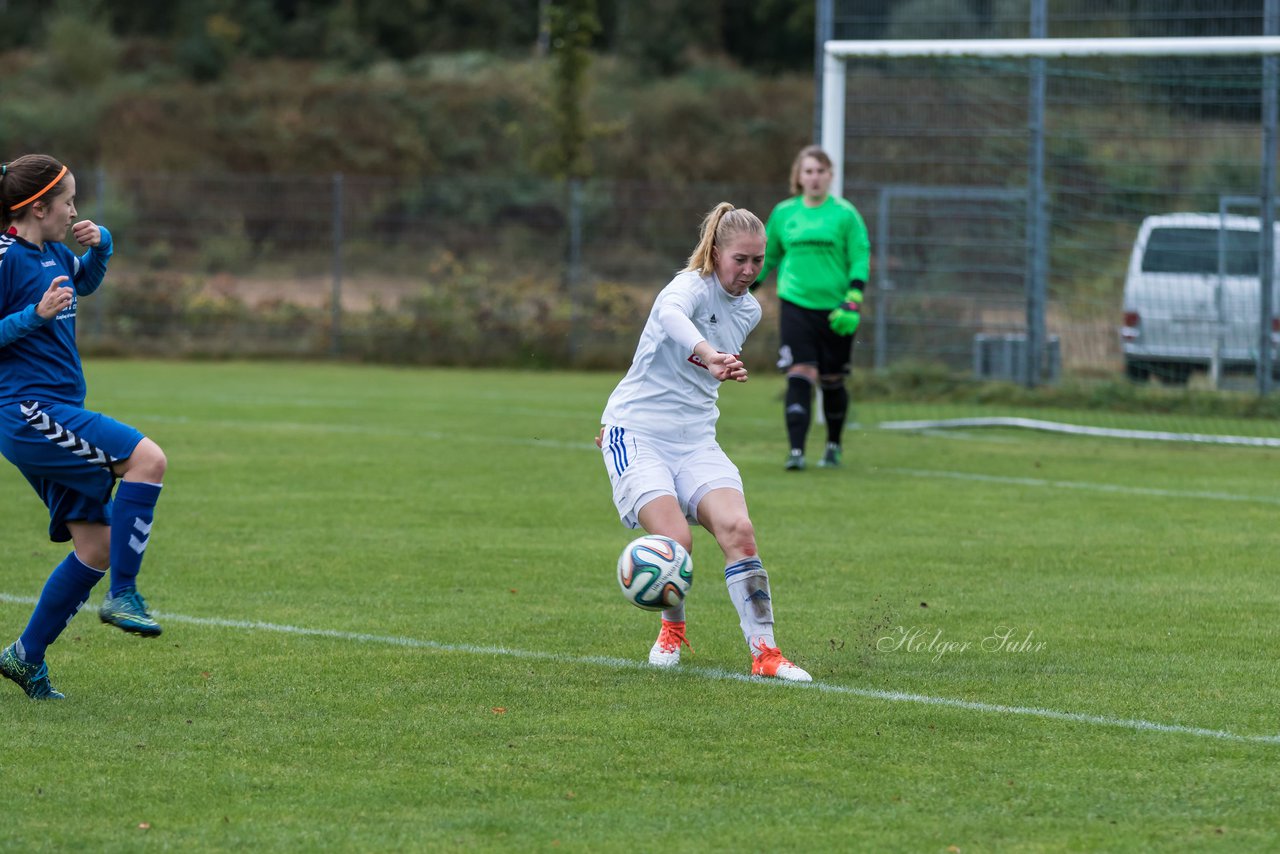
[822,36,1280,199]
[818,35,1280,443]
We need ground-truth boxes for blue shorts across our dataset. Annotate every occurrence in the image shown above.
[0,400,144,543]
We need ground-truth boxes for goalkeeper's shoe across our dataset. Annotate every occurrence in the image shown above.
[0,644,64,700]
[817,443,842,468]
[649,619,692,667]
[750,641,812,682]
[785,449,806,471]
[99,588,162,637]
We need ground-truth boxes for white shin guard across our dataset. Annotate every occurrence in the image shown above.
[724,558,775,650]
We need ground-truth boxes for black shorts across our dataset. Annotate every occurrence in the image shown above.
[777,298,854,376]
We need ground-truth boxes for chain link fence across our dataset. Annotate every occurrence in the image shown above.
[73,172,793,369]
[823,0,1280,394]
[67,2,1280,395]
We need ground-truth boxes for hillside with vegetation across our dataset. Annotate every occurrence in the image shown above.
[3,1,1273,397]
[0,2,819,368]
[0,2,814,183]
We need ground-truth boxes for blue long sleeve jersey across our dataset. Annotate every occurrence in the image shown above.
[0,227,113,406]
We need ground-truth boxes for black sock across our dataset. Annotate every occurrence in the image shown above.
[822,382,848,444]
[785,375,813,452]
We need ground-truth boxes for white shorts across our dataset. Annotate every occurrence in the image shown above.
[600,426,743,529]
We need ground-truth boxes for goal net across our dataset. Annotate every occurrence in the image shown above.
[822,35,1280,445]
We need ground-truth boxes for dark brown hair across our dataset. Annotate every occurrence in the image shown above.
[1,154,69,225]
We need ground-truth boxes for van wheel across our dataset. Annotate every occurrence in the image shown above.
[1125,360,1151,382]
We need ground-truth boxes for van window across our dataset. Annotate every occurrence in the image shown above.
[1141,227,1261,276]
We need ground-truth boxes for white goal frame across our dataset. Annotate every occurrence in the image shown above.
[821,35,1280,442]
[821,36,1280,196]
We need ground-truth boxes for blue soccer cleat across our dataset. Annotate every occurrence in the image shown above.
[99,587,163,637]
[0,643,65,700]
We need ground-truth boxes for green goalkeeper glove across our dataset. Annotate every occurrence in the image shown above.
[828,286,863,336]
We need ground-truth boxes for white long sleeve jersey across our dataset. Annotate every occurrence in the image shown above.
[601,270,761,443]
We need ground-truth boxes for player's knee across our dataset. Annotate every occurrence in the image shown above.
[788,365,819,383]
[717,514,756,554]
[129,439,167,481]
[68,524,110,569]
[820,375,845,390]
[79,544,110,570]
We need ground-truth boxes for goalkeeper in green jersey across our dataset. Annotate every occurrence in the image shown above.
[754,145,871,470]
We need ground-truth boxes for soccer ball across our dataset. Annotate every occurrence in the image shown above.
[617,535,693,611]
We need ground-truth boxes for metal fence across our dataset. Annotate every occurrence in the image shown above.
[67,1,1280,392]
[74,172,789,367]
[75,154,1272,385]
[819,0,1280,393]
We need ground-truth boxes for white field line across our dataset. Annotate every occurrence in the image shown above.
[879,416,1280,447]
[2,592,1275,746]
[887,467,1280,506]
[137,414,596,451]
[134,412,1275,500]
[139,413,1277,504]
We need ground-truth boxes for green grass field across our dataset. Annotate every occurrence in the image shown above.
[1,360,1277,852]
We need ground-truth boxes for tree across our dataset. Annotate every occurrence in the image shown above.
[544,0,600,179]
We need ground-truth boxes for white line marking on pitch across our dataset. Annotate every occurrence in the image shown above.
[136,414,594,452]
[133,413,1276,502]
[887,467,1280,506]
[2,592,1274,746]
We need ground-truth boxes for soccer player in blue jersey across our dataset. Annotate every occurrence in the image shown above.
[0,154,168,700]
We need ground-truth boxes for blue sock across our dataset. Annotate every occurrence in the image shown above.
[17,552,105,664]
[109,481,163,597]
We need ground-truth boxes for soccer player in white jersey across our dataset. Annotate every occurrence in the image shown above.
[598,202,811,682]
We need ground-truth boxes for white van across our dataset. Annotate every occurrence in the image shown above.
[1121,212,1280,383]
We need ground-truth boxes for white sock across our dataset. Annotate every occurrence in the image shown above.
[724,557,775,650]
[661,602,685,623]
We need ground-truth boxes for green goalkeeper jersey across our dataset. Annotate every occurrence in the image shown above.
[760,195,870,310]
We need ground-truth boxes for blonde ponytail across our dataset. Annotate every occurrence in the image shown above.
[683,202,765,276]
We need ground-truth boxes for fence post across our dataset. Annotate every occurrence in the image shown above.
[331,172,344,357]
[875,186,891,372]
[1259,0,1278,394]
[813,0,834,146]
[566,176,584,363]
[1024,0,1048,388]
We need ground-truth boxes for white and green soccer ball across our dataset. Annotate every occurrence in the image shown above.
[616,534,693,611]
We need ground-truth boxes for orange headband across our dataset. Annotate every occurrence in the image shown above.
[9,165,68,211]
